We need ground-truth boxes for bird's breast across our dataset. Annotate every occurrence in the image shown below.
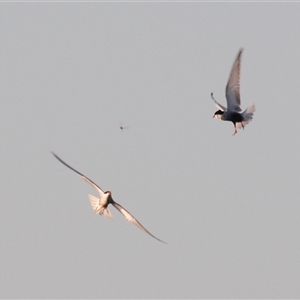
[100,193,111,207]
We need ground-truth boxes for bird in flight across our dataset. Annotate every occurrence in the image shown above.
[52,152,166,243]
[211,49,255,135]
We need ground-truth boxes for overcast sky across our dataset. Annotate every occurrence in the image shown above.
[1,2,300,299]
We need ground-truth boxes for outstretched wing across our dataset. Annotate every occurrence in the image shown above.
[112,201,166,243]
[225,49,243,112]
[211,92,226,111]
[52,152,104,196]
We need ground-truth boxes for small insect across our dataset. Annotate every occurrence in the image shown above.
[119,122,129,132]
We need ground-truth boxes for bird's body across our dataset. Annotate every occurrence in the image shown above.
[89,192,113,218]
[52,152,165,243]
[211,49,255,135]
[218,110,244,123]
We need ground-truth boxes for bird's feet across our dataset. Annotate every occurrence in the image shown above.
[232,129,237,135]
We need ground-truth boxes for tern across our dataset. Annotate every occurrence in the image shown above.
[52,152,166,243]
[211,49,255,135]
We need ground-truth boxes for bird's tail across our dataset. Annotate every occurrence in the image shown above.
[103,208,113,219]
[88,194,113,218]
[236,103,255,129]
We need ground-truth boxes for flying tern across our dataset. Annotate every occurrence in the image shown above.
[52,152,165,243]
[211,49,255,135]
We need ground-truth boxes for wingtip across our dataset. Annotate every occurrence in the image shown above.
[51,151,59,160]
[153,234,167,244]
[210,92,217,102]
[149,232,167,244]
[153,237,167,244]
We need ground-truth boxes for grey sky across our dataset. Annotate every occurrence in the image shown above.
[1,3,300,298]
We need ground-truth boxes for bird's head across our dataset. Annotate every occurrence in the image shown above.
[104,191,112,195]
[213,110,224,120]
